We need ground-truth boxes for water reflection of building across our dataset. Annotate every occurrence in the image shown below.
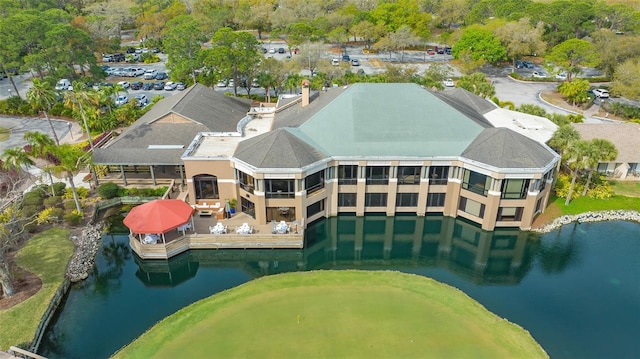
[134,215,534,287]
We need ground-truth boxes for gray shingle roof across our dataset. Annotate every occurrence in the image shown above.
[436,87,497,115]
[93,84,252,165]
[571,123,640,163]
[462,128,557,169]
[234,128,328,169]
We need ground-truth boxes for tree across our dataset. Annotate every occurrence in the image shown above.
[557,79,591,106]
[0,202,35,297]
[591,29,640,78]
[204,27,261,96]
[257,57,285,102]
[27,79,60,145]
[563,139,590,205]
[495,18,546,69]
[548,124,580,159]
[611,58,640,101]
[163,15,206,84]
[351,20,386,50]
[389,26,420,62]
[581,139,617,196]
[546,39,599,81]
[452,25,507,65]
[49,144,91,213]
[421,63,452,90]
[436,0,469,29]
[456,73,495,98]
[23,131,57,196]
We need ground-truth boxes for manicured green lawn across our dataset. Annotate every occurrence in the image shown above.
[113,271,547,359]
[552,194,640,215]
[611,181,640,198]
[0,127,10,142]
[0,228,73,351]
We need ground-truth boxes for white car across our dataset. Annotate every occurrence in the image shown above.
[269,48,276,54]
[592,88,610,98]
[443,78,454,87]
[331,58,340,66]
[115,95,129,106]
[134,94,148,107]
[117,81,130,89]
[55,79,71,91]
[143,69,157,80]
[216,80,227,88]
[555,72,567,80]
[164,81,177,90]
[532,71,547,79]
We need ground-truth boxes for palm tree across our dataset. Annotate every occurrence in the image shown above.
[1,147,35,173]
[563,139,590,205]
[49,144,91,213]
[257,72,276,103]
[581,139,618,196]
[23,131,57,196]
[548,125,580,160]
[27,79,60,145]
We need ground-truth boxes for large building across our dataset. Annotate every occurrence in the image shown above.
[181,83,560,231]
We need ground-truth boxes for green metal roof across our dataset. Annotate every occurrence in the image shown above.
[296,83,490,157]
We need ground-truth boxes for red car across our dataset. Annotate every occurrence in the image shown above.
[427,49,436,55]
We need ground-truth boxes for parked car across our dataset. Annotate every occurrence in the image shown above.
[143,69,157,80]
[592,88,610,98]
[134,94,148,107]
[115,95,129,106]
[351,58,360,66]
[342,54,350,62]
[153,81,165,90]
[227,79,235,87]
[555,72,567,80]
[444,46,452,55]
[515,60,524,69]
[113,53,126,62]
[55,79,72,91]
[251,78,260,88]
[125,47,136,54]
[523,61,534,69]
[261,47,267,54]
[102,54,114,62]
[164,81,177,91]
[278,47,285,54]
[142,82,154,91]
[175,82,186,91]
[127,67,144,77]
[436,46,445,54]
[443,78,455,87]
[154,72,168,80]
[117,81,130,89]
[130,81,143,90]
[97,82,113,88]
[532,71,547,79]
[269,48,276,54]
[331,58,340,66]
[152,47,161,53]
[427,49,435,55]
[216,80,227,88]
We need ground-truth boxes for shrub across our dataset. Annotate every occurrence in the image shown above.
[43,196,63,208]
[63,211,83,225]
[22,205,39,218]
[23,191,45,207]
[554,174,584,200]
[50,208,64,222]
[37,207,55,224]
[63,200,78,210]
[52,182,67,196]
[63,186,89,200]
[98,182,120,199]
[586,174,614,199]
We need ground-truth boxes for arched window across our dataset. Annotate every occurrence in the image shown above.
[194,175,219,199]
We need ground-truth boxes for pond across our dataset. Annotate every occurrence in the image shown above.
[39,214,640,359]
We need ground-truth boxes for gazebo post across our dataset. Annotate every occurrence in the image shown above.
[161,233,166,245]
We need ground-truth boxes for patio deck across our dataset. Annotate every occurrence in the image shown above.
[129,213,305,259]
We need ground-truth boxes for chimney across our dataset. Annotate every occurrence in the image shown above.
[301,79,310,107]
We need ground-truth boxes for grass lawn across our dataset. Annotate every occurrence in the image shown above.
[0,228,73,351]
[550,194,640,215]
[0,127,10,142]
[113,271,547,359]
[610,181,640,198]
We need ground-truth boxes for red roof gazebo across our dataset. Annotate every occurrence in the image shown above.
[123,199,194,244]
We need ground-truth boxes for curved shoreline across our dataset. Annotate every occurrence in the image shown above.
[531,210,640,233]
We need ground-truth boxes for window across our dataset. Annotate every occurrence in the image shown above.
[497,207,523,221]
[238,171,254,193]
[193,175,219,199]
[398,166,420,184]
[338,193,357,207]
[338,165,358,185]
[462,170,490,196]
[365,193,387,207]
[396,193,418,207]
[458,197,485,218]
[306,170,324,194]
[366,166,389,185]
[241,197,255,218]
[307,200,325,217]
[427,193,446,207]
[535,198,543,213]
[501,179,529,199]
[265,179,295,198]
[429,166,448,185]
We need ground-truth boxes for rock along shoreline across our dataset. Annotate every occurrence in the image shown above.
[531,210,640,233]
[66,223,103,282]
